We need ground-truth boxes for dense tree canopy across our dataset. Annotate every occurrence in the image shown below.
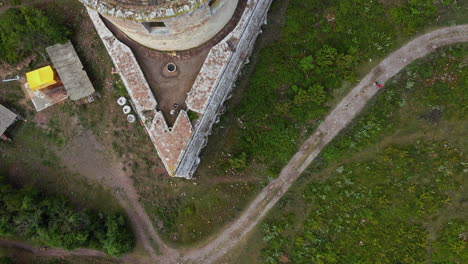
[0,177,133,256]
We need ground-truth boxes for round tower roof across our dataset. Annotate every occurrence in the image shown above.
[80,0,210,20]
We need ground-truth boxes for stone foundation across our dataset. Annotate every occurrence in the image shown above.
[86,0,273,178]
[82,0,238,51]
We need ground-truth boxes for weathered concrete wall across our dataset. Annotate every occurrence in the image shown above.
[176,0,273,178]
[87,8,193,177]
[90,0,238,51]
[86,0,273,179]
[81,0,209,21]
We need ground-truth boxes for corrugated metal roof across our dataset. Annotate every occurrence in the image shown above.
[0,104,17,135]
[46,41,95,101]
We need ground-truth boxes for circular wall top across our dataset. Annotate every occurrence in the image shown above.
[108,0,180,5]
[80,0,210,21]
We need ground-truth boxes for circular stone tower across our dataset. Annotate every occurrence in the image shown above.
[80,0,239,51]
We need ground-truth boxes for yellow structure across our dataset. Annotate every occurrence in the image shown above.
[26,66,58,91]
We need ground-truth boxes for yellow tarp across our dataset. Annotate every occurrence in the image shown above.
[26,66,58,91]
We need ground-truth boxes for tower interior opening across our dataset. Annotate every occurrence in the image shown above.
[143,21,166,33]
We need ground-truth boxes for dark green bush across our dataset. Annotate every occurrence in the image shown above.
[0,7,69,64]
[390,0,438,34]
[187,110,199,121]
[0,177,133,256]
[0,257,13,264]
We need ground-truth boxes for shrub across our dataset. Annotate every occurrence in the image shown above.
[187,110,199,121]
[0,257,13,264]
[390,0,438,34]
[0,177,133,256]
[0,7,69,64]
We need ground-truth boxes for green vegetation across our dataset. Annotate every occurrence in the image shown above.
[32,257,118,264]
[0,4,133,258]
[129,0,467,246]
[432,219,467,263]
[263,143,465,263]
[232,0,465,176]
[187,110,199,121]
[0,245,119,264]
[0,177,133,256]
[1,0,466,255]
[0,257,13,264]
[253,45,467,263]
[0,7,69,63]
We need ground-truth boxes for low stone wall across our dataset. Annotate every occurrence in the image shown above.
[80,0,209,20]
[176,0,273,178]
[87,9,157,120]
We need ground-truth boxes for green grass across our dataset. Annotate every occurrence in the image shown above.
[0,122,122,214]
[123,0,468,247]
[229,0,467,176]
[145,0,468,246]
[0,6,69,63]
[235,44,468,263]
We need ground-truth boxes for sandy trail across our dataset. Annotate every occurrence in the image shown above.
[1,25,467,264]
[56,126,180,263]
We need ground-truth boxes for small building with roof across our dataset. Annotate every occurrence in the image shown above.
[25,65,68,112]
[0,104,17,140]
[46,41,95,101]
[23,40,95,112]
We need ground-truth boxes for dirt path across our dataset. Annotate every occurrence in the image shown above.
[0,239,110,258]
[175,24,468,264]
[2,25,467,264]
[56,122,178,263]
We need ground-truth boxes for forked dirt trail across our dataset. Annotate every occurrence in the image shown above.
[1,25,466,264]
[57,125,178,262]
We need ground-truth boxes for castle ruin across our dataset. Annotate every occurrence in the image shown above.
[81,0,273,178]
